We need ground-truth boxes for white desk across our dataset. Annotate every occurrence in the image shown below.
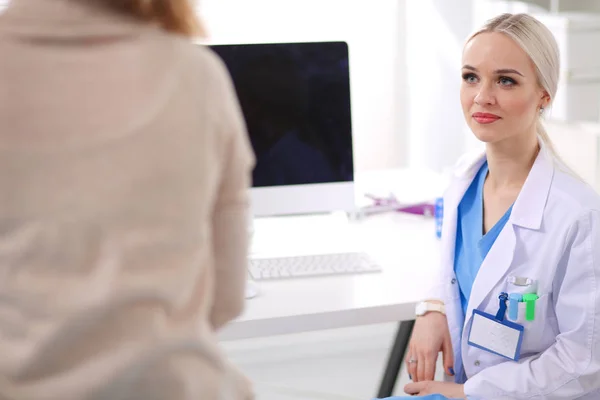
[220,168,446,341]
[218,169,445,397]
[219,211,441,341]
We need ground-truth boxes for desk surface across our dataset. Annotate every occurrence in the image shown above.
[219,210,442,340]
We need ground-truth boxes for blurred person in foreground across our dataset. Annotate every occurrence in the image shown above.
[0,0,255,399]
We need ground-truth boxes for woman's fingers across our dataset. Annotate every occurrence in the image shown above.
[415,350,438,382]
[404,381,427,395]
[407,340,443,382]
[423,352,436,381]
[416,351,426,382]
[442,337,455,377]
[406,350,417,380]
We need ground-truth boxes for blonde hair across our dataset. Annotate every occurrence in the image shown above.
[99,0,205,38]
[467,13,561,157]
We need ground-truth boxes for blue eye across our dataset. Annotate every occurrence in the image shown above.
[462,73,478,84]
[499,77,517,86]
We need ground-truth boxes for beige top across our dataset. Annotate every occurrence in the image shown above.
[0,1,255,399]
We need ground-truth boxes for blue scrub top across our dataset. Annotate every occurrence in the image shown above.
[454,161,513,316]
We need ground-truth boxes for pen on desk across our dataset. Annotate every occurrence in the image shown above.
[361,194,435,217]
[364,193,399,206]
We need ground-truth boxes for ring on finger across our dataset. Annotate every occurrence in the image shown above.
[408,358,417,364]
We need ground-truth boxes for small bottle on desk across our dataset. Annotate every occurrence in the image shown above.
[434,197,443,238]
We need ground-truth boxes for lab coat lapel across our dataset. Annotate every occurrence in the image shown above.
[441,151,487,281]
[441,181,471,278]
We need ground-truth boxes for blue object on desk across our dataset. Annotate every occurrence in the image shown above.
[434,197,443,238]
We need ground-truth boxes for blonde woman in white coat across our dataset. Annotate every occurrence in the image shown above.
[397,13,600,400]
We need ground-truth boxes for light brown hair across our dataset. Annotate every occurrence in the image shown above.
[101,0,205,37]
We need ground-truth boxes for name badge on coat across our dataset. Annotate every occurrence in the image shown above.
[467,292,524,361]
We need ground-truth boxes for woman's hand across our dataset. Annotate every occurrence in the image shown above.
[405,305,454,382]
[404,381,465,398]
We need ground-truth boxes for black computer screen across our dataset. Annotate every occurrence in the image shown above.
[210,41,354,188]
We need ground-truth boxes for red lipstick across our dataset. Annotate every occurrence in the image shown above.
[472,112,501,124]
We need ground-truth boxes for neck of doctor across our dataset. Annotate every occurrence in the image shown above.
[485,131,539,191]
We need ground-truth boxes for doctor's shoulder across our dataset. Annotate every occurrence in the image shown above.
[541,166,600,275]
[546,166,600,223]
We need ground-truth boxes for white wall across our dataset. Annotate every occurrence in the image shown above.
[405,0,475,173]
[199,0,407,171]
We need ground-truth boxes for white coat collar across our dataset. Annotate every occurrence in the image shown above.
[509,143,554,230]
[453,137,554,231]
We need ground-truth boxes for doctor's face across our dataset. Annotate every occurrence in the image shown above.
[460,32,547,144]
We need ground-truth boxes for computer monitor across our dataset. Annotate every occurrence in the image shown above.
[209,41,356,217]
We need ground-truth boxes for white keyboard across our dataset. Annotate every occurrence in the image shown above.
[248,252,381,281]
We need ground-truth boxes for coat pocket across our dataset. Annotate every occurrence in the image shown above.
[510,293,555,354]
[505,275,538,296]
[503,276,555,355]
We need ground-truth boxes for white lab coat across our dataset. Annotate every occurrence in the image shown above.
[426,140,600,399]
